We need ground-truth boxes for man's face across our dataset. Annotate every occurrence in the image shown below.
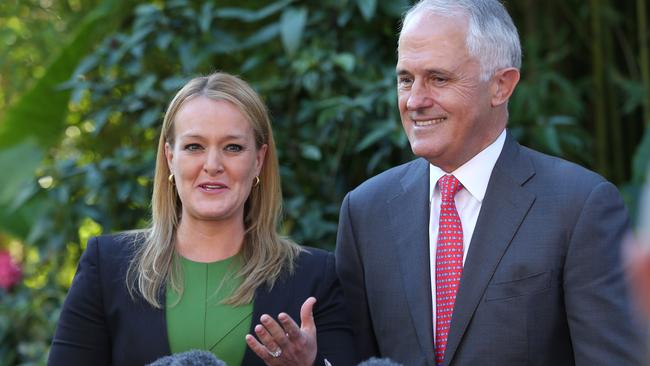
[396,12,501,172]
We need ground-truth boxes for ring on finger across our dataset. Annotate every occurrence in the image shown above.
[268,347,282,358]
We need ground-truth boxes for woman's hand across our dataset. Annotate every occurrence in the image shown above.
[246,297,318,366]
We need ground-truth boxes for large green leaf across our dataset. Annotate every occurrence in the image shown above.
[280,7,308,56]
[0,0,134,235]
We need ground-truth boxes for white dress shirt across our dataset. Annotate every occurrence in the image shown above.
[429,129,506,340]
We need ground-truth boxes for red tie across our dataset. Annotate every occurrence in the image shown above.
[435,174,464,365]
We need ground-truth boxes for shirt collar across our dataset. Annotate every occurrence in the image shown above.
[429,129,506,202]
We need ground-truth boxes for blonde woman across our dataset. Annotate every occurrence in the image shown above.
[49,72,357,366]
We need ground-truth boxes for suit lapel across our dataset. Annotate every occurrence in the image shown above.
[388,158,436,364]
[443,134,536,365]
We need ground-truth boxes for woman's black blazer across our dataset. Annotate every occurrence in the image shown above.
[48,234,358,366]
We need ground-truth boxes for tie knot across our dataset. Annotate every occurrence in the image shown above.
[438,174,462,200]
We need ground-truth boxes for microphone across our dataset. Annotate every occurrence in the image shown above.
[146,349,227,366]
[358,357,404,366]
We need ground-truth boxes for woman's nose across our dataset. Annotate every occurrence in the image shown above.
[203,150,224,175]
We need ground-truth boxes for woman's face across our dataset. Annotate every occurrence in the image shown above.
[165,96,267,225]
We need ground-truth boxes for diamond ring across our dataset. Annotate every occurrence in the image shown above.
[268,348,282,358]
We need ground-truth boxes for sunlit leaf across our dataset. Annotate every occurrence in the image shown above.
[332,53,356,72]
[356,0,377,21]
[280,7,308,56]
[0,141,43,206]
[215,0,293,22]
[300,144,322,160]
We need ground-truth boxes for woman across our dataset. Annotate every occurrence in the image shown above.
[48,72,357,366]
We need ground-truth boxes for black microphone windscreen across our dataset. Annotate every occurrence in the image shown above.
[146,349,227,366]
[358,357,404,366]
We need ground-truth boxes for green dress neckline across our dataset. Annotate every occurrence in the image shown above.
[166,253,253,366]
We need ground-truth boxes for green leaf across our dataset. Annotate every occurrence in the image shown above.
[215,0,294,22]
[134,74,157,97]
[242,23,281,48]
[0,141,43,206]
[357,0,377,21]
[198,2,214,33]
[332,53,356,72]
[0,0,132,149]
[355,120,395,152]
[0,0,135,242]
[300,144,322,160]
[280,7,308,56]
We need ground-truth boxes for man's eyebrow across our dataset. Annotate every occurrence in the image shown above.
[426,69,451,76]
[395,68,451,76]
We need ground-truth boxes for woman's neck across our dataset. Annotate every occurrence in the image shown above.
[174,216,245,263]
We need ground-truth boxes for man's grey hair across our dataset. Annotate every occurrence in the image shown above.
[401,0,522,81]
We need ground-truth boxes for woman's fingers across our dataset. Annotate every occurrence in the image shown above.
[299,297,317,334]
[245,299,318,365]
[278,312,301,341]
[260,314,290,347]
[245,334,280,364]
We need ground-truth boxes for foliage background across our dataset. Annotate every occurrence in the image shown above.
[0,0,648,364]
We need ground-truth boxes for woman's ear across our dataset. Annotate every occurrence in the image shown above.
[255,144,268,176]
[164,142,174,173]
[490,67,520,107]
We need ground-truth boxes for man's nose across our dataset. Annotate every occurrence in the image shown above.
[406,79,434,110]
[203,149,224,175]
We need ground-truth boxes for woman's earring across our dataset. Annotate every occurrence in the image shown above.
[168,173,175,185]
[253,176,260,187]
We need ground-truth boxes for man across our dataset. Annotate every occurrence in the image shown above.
[335,1,645,365]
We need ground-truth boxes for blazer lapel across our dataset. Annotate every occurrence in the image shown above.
[442,134,536,365]
[241,277,292,365]
[388,158,436,364]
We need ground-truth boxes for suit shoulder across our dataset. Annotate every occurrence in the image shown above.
[348,158,425,200]
[294,247,332,269]
[289,247,334,282]
[88,231,144,266]
[519,145,607,187]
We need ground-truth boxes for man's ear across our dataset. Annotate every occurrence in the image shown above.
[491,67,520,107]
[164,142,174,173]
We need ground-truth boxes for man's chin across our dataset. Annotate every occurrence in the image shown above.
[410,144,443,161]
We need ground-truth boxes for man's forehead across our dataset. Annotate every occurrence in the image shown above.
[400,9,469,37]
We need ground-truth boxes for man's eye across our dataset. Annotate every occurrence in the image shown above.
[225,144,243,153]
[432,76,448,85]
[184,143,202,152]
[398,77,413,86]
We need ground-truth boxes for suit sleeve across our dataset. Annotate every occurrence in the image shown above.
[335,192,380,361]
[313,251,361,366]
[563,181,645,365]
[48,237,110,365]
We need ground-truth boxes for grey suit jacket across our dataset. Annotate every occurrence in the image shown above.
[335,133,645,366]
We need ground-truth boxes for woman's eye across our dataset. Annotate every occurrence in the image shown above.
[184,143,202,152]
[225,144,243,153]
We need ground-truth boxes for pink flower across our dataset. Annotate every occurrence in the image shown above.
[0,250,21,290]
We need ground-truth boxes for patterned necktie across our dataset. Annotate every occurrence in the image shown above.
[435,174,464,365]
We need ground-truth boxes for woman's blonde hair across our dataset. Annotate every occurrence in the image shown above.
[126,72,301,307]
